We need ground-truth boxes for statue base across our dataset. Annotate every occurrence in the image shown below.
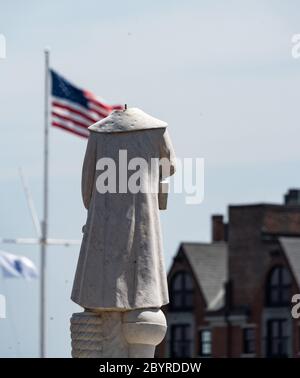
[70,308,167,358]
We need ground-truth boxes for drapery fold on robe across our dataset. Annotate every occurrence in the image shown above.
[71,108,176,310]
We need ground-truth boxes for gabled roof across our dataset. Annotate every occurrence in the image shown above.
[181,242,228,311]
[279,237,300,287]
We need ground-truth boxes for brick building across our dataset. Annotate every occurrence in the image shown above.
[157,189,300,358]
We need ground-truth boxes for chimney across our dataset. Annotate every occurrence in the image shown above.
[284,189,300,206]
[212,214,227,242]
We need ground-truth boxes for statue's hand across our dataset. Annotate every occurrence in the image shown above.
[158,180,169,210]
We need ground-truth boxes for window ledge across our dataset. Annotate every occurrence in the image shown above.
[240,353,256,358]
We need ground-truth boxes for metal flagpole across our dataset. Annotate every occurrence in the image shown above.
[0,48,80,355]
[41,48,50,358]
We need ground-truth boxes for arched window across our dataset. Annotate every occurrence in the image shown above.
[170,271,194,311]
[266,266,292,307]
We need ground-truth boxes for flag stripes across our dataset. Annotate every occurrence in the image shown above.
[50,70,123,138]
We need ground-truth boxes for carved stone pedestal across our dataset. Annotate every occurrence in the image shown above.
[70,308,167,358]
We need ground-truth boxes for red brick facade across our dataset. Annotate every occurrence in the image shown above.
[157,197,300,358]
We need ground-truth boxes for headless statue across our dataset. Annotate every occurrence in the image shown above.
[70,107,176,357]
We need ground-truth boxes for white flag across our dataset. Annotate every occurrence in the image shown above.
[0,250,38,280]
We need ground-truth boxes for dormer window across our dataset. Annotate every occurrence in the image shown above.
[169,271,194,311]
[266,266,292,307]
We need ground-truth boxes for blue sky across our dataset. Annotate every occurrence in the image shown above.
[0,0,300,357]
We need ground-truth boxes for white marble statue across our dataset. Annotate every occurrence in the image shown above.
[70,107,176,358]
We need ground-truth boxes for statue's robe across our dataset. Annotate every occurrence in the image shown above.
[71,108,176,309]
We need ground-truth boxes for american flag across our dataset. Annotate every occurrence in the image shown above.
[50,70,123,138]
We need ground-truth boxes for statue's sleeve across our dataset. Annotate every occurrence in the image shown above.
[81,132,97,210]
[159,129,176,179]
